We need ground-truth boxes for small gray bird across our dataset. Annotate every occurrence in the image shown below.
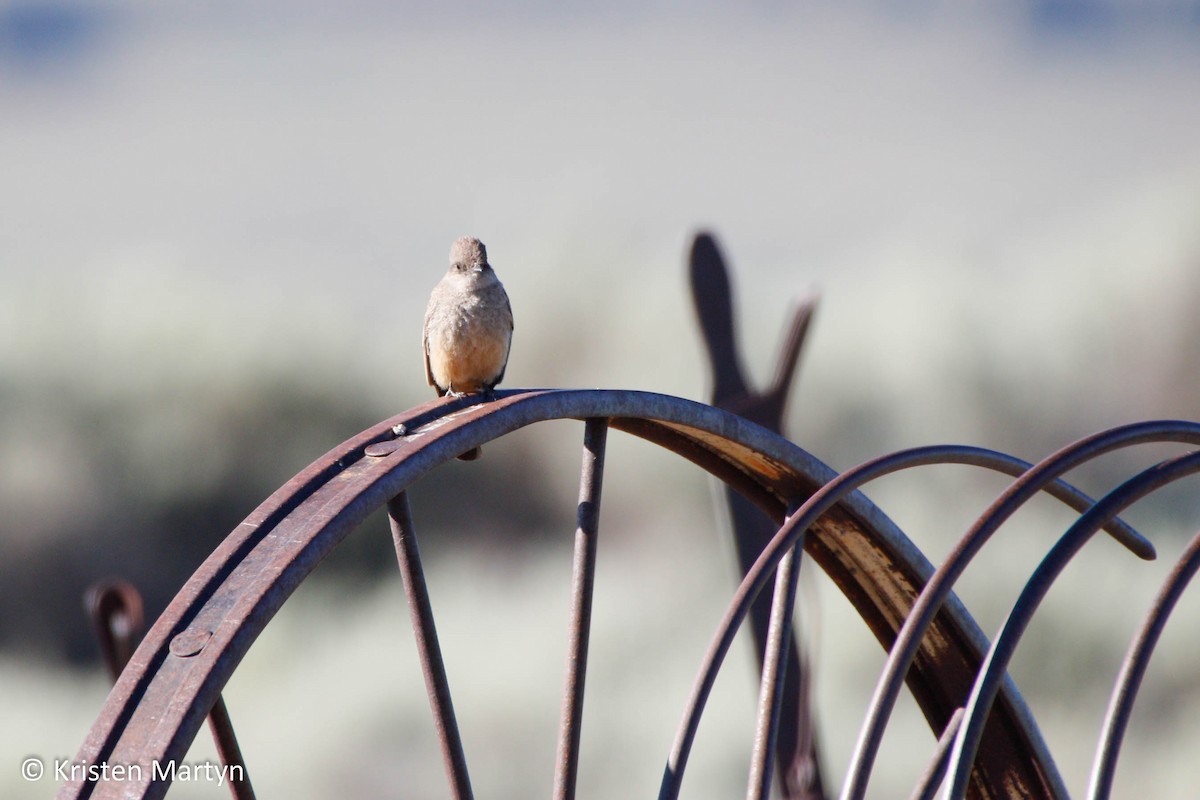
[422,237,513,458]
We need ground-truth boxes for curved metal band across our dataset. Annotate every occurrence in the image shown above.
[665,443,1149,800]
[60,388,1056,800]
[844,420,1200,800]
[1088,525,1200,800]
[944,451,1200,798]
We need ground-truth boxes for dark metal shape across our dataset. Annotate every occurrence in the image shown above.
[554,418,609,800]
[61,389,1057,799]
[388,492,474,800]
[944,451,1200,799]
[690,230,825,800]
[690,231,814,423]
[1089,526,1200,800]
[660,443,1147,800]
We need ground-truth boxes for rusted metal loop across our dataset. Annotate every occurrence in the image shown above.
[85,581,255,799]
[1088,526,1200,800]
[86,580,145,682]
[843,421,1200,800]
[943,450,1200,799]
[661,442,1145,800]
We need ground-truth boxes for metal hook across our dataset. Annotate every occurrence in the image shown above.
[85,580,257,799]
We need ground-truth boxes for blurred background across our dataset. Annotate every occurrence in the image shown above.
[4,1,1200,797]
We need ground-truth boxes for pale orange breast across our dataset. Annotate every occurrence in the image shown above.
[427,325,510,393]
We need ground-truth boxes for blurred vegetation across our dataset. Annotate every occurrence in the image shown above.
[6,248,1200,673]
[0,360,572,662]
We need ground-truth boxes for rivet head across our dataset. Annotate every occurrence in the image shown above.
[169,628,213,658]
[365,439,404,457]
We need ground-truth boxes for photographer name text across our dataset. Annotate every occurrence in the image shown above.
[22,756,244,786]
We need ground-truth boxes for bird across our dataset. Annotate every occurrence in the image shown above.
[421,236,513,460]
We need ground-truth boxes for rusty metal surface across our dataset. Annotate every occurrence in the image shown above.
[386,491,473,800]
[84,582,256,800]
[63,387,1139,799]
[553,418,608,800]
[202,697,256,800]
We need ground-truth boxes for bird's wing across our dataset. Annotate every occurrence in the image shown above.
[422,296,437,389]
[492,286,514,387]
[423,336,435,388]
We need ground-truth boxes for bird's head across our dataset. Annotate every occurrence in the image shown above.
[449,236,490,275]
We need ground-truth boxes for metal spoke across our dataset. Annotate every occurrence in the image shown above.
[746,535,806,800]
[205,696,256,800]
[553,418,610,800]
[388,492,474,800]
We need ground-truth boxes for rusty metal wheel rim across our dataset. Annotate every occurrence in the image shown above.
[63,387,1081,800]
